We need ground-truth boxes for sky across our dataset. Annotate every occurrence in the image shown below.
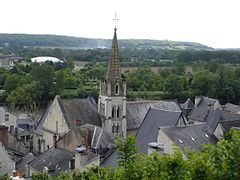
[0,0,240,48]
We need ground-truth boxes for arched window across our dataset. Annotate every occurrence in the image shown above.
[112,124,115,133]
[112,107,115,118]
[116,124,119,133]
[117,107,120,118]
[115,85,119,95]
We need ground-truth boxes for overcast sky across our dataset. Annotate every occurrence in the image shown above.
[0,0,239,48]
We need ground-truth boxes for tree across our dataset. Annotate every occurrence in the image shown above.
[115,135,138,179]
[164,74,183,98]
[31,64,55,100]
[191,70,216,97]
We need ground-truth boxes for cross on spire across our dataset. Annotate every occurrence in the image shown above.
[113,12,119,29]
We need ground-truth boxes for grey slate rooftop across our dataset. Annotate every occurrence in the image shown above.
[34,96,102,136]
[222,103,240,114]
[136,108,185,153]
[204,109,240,134]
[126,100,181,130]
[180,98,194,117]
[160,124,218,151]
[16,152,36,174]
[28,148,73,177]
[60,97,102,128]
[188,97,219,122]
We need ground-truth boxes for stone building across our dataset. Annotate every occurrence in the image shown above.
[98,27,127,137]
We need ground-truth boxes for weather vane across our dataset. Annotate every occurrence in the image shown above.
[113,12,119,29]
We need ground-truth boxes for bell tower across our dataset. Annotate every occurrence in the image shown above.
[98,25,127,137]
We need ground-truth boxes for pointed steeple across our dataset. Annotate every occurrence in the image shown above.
[105,28,121,81]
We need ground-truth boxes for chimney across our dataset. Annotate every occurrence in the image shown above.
[83,129,89,147]
[75,144,88,170]
[15,127,18,139]
[0,125,9,147]
[147,142,164,156]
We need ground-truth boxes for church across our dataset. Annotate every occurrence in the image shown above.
[32,26,181,155]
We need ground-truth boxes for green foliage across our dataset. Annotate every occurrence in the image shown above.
[0,174,11,180]
[191,70,216,97]
[30,129,240,179]
[164,74,183,98]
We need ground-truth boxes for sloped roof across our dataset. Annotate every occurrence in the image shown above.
[126,100,181,130]
[188,97,219,122]
[60,98,102,128]
[100,148,117,167]
[161,124,218,151]
[29,148,73,177]
[105,28,121,81]
[102,108,185,167]
[180,98,194,110]
[89,124,115,150]
[34,102,53,136]
[34,96,102,136]
[222,103,240,114]
[56,123,115,153]
[16,152,36,173]
[136,108,183,153]
[203,109,240,134]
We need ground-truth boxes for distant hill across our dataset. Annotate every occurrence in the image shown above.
[0,34,212,50]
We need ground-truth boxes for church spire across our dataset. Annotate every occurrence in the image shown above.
[105,28,121,81]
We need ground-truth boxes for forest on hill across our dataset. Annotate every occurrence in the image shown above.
[0,33,212,50]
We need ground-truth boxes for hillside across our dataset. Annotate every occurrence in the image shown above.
[0,34,212,50]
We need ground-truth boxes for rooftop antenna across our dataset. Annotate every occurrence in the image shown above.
[113,12,119,29]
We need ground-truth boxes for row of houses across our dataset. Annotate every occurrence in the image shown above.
[1,95,240,177]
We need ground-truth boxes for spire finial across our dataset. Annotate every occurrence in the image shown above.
[113,12,119,29]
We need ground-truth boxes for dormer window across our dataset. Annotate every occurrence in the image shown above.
[115,84,119,95]
[5,114,9,121]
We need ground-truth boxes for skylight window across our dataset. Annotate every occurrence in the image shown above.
[204,133,209,138]
[178,139,183,144]
[191,137,196,142]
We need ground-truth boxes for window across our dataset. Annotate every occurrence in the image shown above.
[112,107,115,118]
[26,135,31,141]
[20,136,25,141]
[115,85,119,95]
[112,125,115,133]
[5,114,9,121]
[116,124,119,133]
[117,107,120,118]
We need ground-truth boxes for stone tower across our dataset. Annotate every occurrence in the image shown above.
[98,28,127,137]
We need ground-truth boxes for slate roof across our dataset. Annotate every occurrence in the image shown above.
[100,148,117,167]
[34,101,53,136]
[102,108,186,167]
[28,148,73,177]
[188,97,219,122]
[136,108,184,154]
[180,98,194,117]
[60,98,102,128]
[89,124,115,150]
[34,96,102,136]
[222,103,240,114]
[181,98,194,110]
[126,100,181,130]
[203,109,240,134]
[160,124,218,151]
[16,152,36,174]
[105,28,121,81]
[56,123,115,154]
